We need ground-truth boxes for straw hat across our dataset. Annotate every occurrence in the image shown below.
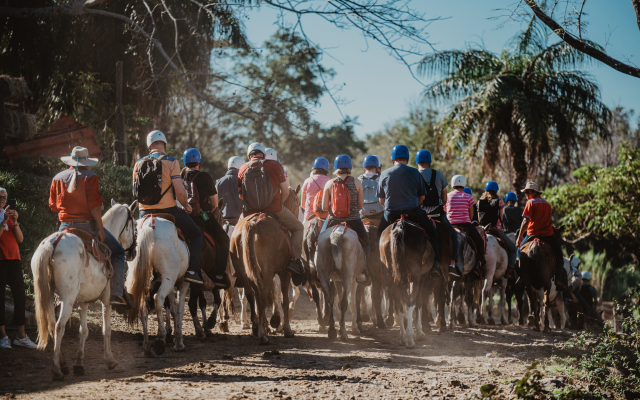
[61,146,98,167]
[521,181,540,193]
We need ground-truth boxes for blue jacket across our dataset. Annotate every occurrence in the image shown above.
[215,170,243,219]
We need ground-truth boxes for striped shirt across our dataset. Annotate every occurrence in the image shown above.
[446,190,475,224]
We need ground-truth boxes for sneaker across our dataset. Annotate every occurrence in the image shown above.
[212,273,231,289]
[13,336,37,349]
[0,336,11,349]
[184,270,205,285]
[447,265,462,279]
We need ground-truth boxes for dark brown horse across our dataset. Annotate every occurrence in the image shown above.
[230,185,300,344]
[421,219,454,333]
[519,238,555,333]
[380,216,435,348]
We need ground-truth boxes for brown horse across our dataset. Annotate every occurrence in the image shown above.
[421,219,454,333]
[519,238,555,333]
[230,185,301,344]
[380,216,435,348]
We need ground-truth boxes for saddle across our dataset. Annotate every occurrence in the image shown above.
[362,217,380,232]
[48,228,113,276]
[485,226,508,252]
[139,214,186,242]
[454,225,487,254]
[330,221,367,249]
[523,237,557,265]
[246,212,296,260]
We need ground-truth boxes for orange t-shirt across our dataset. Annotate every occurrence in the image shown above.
[522,195,554,237]
[134,151,181,211]
[0,218,21,260]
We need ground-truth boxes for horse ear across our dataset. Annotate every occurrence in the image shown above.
[295,184,301,195]
[218,198,224,210]
[111,199,118,207]
[129,200,139,212]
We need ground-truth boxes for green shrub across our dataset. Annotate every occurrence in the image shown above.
[573,249,640,302]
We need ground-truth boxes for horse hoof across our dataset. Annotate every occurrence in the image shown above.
[174,344,186,352]
[219,321,229,333]
[60,365,70,376]
[153,339,166,355]
[270,314,281,329]
[533,326,540,332]
[543,328,551,334]
[439,326,447,333]
[72,365,85,376]
[376,321,387,329]
[362,313,371,323]
[284,329,295,338]
[487,318,495,325]
[339,334,348,342]
[328,328,338,340]
[107,360,119,370]
[385,316,395,327]
[206,316,217,330]
[406,342,416,349]
[251,325,259,337]
[52,373,64,381]
[259,336,270,345]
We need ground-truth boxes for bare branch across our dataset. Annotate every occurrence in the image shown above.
[577,0,586,41]
[0,0,109,18]
[524,0,640,79]
[633,0,640,32]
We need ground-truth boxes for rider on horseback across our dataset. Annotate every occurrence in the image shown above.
[182,148,231,288]
[301,157,331,221]
[216,156,245,226]
[134,131,205,286]
[376,145,443,279]
[464,187,479,223]
[49,146,130,307]
[479,181,518,278]
[237,143,306,279]
[321,155,370,283]
[358,155,384,220]
[515,181,568,292]
[415,149,461,278]
[446,175,485,277]
[502,192,522,234]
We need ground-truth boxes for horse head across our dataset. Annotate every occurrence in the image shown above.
[283,185,301,218]
[211,198,224,225]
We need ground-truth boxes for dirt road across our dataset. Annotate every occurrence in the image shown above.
[0,293,567,399]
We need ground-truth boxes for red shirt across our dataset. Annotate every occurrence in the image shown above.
[49,167,103,222]
[0,218,21,260]
[522,195,554,237]
[237,157,287,213]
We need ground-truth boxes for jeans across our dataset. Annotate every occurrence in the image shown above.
[488,228,517,270]
[272,207,304,259]
[139,207,203,272]
[452,222,485,265]
[0,259,26,326]
[58,221,125,297]
[200,215,230,277]
[329,218,370,259]
[517,234,530,259]
[433,213,459,262]
[377,207,440,261]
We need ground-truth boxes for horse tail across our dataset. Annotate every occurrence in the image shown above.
[126,226,155,315]
[241,220,261,289]
[31,239,56,350]
[330,225,345,270]
[390,221,407,284]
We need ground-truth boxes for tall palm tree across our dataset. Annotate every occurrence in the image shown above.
[418,19,610,193]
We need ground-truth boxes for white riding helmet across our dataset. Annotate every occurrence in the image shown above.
[451,175,467,188]
[227,156,245,170]
[265,148,278,161]
[570,256,581,268]
[147,130,167,147]
[247,142,266,157]
[581,271,592,280]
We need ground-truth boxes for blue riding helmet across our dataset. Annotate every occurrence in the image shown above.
[334,154,353,170]
[415,149,432,164]
[362,155,380,168]
[183,148,201,165]
[391,145,409,160]
[463,187,473,196]
[313,157,329,171]
[485,181,499,192]
[277,157,281,163]
[505,192,517,202]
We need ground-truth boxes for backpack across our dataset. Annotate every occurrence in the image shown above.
[421,169,440,209]
[183,170,202,216]
[313,190,328,219]
[133,154,173,205]
[478,197,501,227]
[331,176,352,218]
[360,175,384,216]
[241,159,276,211]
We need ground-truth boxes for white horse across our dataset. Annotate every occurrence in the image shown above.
[32,200,137,380]
[125,214,189,356]
[315,224,366,341]
[479,235,509,325]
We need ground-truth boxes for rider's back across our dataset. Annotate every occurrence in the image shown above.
[49,168,102,221]
[418,168,447,214]
[133,150,180,211]
[302,174,331,220]
[523,196,553,237]
[237,158,286,214]
[502,205,523,233]
[183,169,216,213]
[446,191,475,225]
[378,164,425,211]
[216,169,243,220]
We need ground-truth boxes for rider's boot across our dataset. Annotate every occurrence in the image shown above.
[356,267,372,286]
[212,272,231,289]
[447,262,462,279]
[429,259,444,279]
[287,259,306,286]
[184,269,205,285]
[554,261,568,292]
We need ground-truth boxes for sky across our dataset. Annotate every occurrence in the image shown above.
[241,0,640,138]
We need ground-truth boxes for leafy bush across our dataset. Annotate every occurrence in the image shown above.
[0,159,134,293]
[574,249,640,301]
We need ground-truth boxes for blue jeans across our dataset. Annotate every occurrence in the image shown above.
[516,234,530,260]
[377,207,440,261]
[139,206,203,272]
[58,221,125,297]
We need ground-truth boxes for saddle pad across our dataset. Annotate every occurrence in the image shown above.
[50,229,112,266]
[66,228,94,243]
[139,214,186,242]
[362,218,380,230]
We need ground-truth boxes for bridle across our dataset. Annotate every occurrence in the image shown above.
[118,206,138,261]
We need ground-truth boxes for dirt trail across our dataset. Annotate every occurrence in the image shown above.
[0,293,567,399]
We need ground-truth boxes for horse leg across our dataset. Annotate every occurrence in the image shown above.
[256,282,271,345]
[371,279,386,329]
[449,281,458,330]
[338,278,350,341]
[437,280,448,333]
[557,297,566,330]
[526,286,541,332]
[240,288,251,330]
[487,284,496,325]
[386,295,396,327]
[245,289,259,338]
[311,284,326,328]
[100,299,118,370]
[173,281,189,351]
[151,279,172,355]
[421,281,432,333]
[319,276,337,340]
[271,275,283,333]
[218,289,230,333]
[164,296,174,341]
[281,275,295,338]
[354,283,363,333]
[289,281,300,321]
[208,290,221,333]
[392,289,406,346]
[499,278,508,325]
[52,299,73,380]
[73,304,89,376]
[189,289,206,340]
[358,284,370,323]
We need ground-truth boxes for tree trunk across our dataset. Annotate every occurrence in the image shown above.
[114,61,127,166]
[506,121,528,202]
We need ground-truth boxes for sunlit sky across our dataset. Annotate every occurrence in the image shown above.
[241,0,640,138]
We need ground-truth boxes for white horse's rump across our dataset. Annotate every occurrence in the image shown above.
[480,235,509,325]
[126,216,189,356]
[32,201,136,380]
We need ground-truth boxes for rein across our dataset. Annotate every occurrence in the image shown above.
[119,207,138,261]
